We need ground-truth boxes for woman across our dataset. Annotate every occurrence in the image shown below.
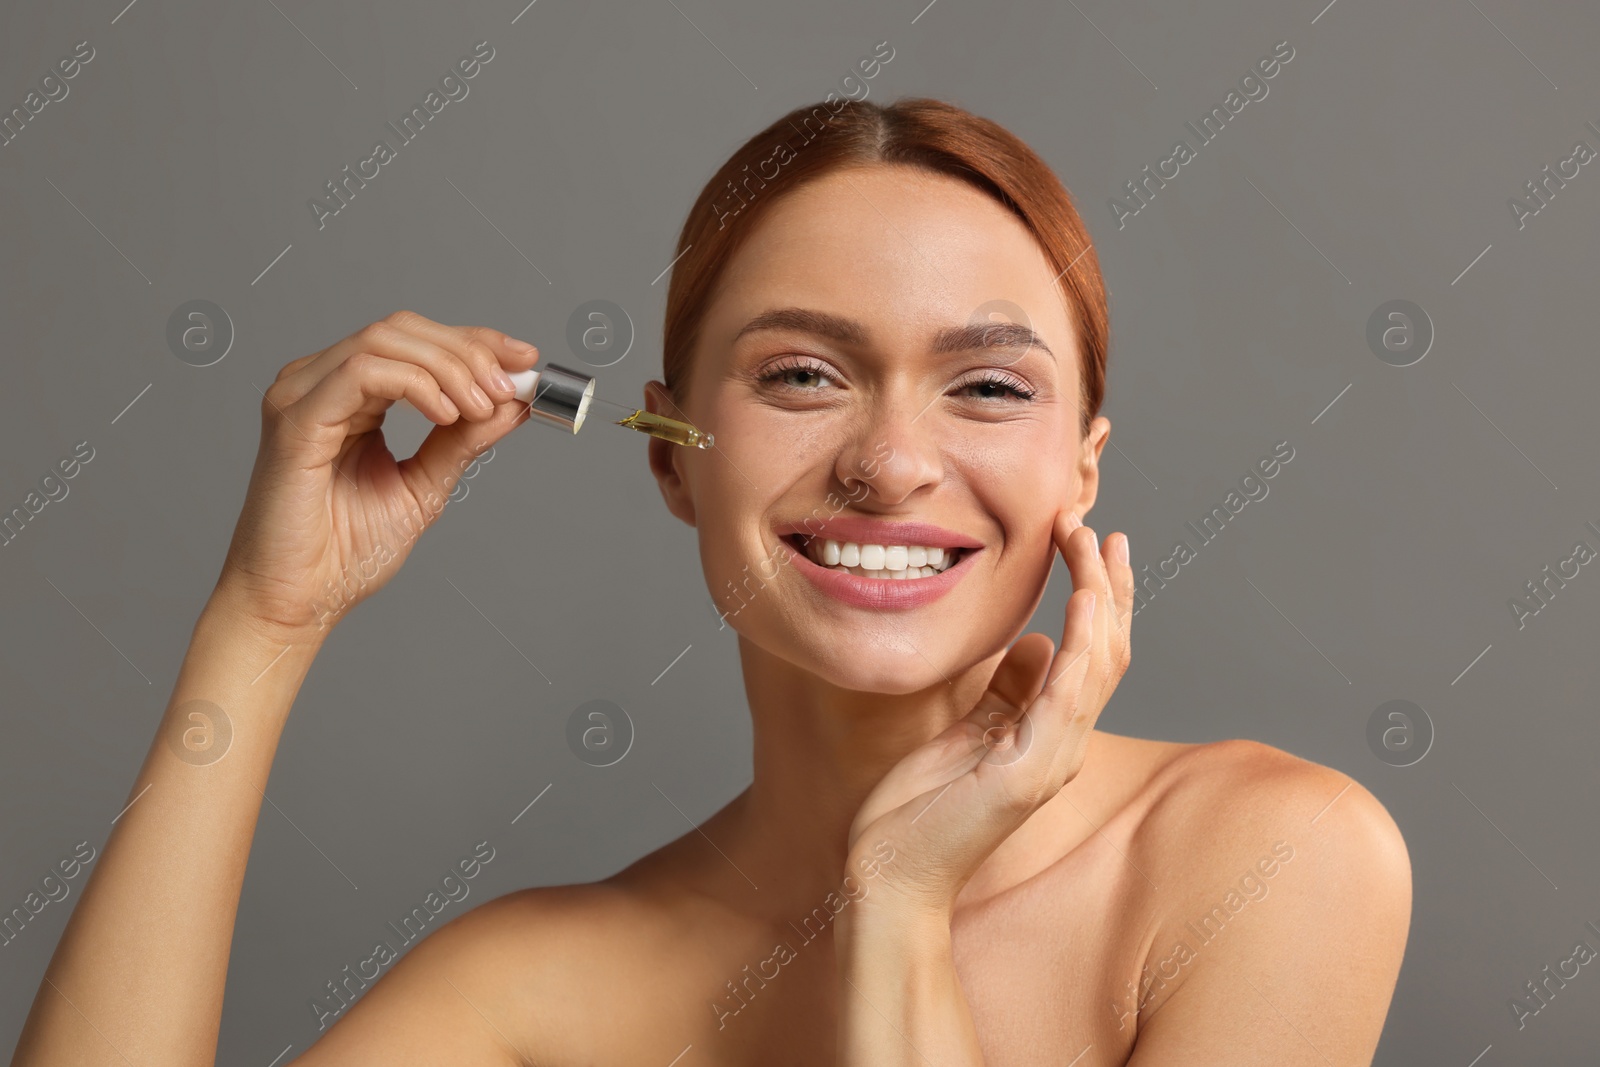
[15,97,1410,1065]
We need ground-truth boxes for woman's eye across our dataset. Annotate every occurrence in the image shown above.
[759,359,837,391]
[779,368,829,389]
[758,362,1032,402]
[953,374,1035,401]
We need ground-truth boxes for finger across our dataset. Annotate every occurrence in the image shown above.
[270,352,460,458]
[280,316,497,420]
[1056,512,1123,708]
[392,312,540,405]
[1074,524,1132,705]
[398,398,532,506]
[1055,511,1105,653]
[1104,530,1134,681]
[459,323,541,370]
[959,513,1103,779]
[1009,587,1100,798]
[950,632,1054,758]
[1093,530,1129,648]
[274,352,321,383]
[985,632,1055,710]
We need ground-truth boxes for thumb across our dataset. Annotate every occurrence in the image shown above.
[398,399,531,505]
[952,632,1054,754]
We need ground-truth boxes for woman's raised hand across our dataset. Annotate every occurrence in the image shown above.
[214,310,539,639]
[844,511,1134,917]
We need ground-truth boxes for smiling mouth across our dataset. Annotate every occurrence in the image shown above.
[782,534,970,579]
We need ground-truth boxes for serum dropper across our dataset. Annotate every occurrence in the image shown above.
[506,364,714,449]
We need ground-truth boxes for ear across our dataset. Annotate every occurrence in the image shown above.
[1070,415,1111,519]
[644,380,697,528]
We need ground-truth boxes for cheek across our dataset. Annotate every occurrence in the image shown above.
[950,431,1075,607]
[703,390,834,487]
[948,430,1076,530]
[686,411,792,607]
[692,390,840,557]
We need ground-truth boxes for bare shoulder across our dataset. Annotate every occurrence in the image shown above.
[432,877,658,962]
[300,876,679,1064]
[1118,738,1413,1056]
[1138,737,1412,879]
[435,872,691,998]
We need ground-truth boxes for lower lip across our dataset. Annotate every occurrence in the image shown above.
[778,538,980,610]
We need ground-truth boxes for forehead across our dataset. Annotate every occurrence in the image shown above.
[702,164,1075,359]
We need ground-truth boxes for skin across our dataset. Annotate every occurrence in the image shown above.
[13,164,1411,1066]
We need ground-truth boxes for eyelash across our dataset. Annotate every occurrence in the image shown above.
[758,355,1037,402]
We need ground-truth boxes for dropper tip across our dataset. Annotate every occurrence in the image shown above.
[614,409,713,449]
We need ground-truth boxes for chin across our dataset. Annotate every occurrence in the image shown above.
[755,612,992,695]
[813,652,953,696]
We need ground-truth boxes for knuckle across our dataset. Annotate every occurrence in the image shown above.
[343,350,385,376]
[434,350,476,388]
[357,320,402,349]
[274,355,308,383]
[1001,764,1049,815]
[384,308,427,331]
[463,338,499,370]
[259,382,287,417]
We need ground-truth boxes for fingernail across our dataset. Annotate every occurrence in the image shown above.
[1066,512,1082,531]
[1090,529,1099,554]
[506,336,537,353]
[1086,591,1098,620]
[1114,535,1129,565]
[440,394,460,419]
[469,383,492,409]
[490,368,514,393]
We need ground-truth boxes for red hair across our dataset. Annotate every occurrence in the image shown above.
[662,96,1108,437]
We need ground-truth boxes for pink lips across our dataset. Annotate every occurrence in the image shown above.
[777,534,985,607]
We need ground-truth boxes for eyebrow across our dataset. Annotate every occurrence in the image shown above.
[732,306,1054,360]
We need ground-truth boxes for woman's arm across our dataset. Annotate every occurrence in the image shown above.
[834,899,984,1063]
[11,591,324,1064]
[11,311,541,1066]
[834,511,1129,1065]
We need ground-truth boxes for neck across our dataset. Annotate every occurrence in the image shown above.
[722,634,1003,921]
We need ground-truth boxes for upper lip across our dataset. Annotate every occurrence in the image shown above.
[773,515,985,550]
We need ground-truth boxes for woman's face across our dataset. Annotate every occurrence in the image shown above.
[648,163,1108,694]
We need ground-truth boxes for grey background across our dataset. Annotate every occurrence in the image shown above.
[1,0,1595,1062]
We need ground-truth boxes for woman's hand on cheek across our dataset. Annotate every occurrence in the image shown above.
[842,510,1135,921]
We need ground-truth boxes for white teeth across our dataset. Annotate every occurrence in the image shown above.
[796,536,966,579]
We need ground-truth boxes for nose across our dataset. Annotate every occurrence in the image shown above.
[835,393,944,506]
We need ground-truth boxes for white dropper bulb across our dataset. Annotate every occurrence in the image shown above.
[507,368,542,404]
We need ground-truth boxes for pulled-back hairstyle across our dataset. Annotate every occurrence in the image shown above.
[662,96,1108,438]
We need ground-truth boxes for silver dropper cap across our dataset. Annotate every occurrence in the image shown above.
[507,364,597,433]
